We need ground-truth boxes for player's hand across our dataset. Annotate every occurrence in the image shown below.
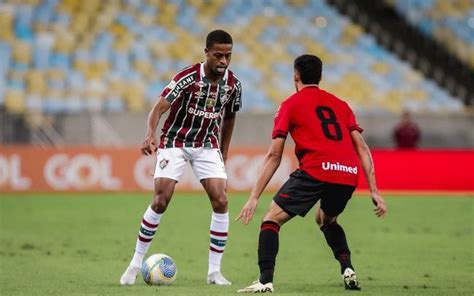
[236,197,259,225]
[141,135,158,156]
[371,192,386,218]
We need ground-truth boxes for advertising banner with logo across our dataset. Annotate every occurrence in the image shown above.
[0,146,472,192]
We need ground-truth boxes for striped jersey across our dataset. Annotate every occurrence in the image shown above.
[159,63,242,149]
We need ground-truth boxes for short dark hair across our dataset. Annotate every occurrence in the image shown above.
[294,54,322,84]
[206,29,233,48]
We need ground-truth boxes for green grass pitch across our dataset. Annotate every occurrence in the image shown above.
[0,192,472,295]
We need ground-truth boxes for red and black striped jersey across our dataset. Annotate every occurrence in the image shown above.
[159,63,242,149]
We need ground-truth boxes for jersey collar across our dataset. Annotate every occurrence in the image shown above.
[200,62,228,83]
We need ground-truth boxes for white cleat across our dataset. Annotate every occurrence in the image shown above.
[120,265,141,285]
[207,271,232,285]
[342,268,361,290]
[237,280,274,293]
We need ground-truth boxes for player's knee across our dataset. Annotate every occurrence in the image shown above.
[319,218,338,231]
[151,194,171,213]
[315,214,323,228]
[211,193,228,212]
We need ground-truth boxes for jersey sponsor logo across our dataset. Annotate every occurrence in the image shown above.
[194,90,207,100]
[44,154,122,190]
[187,107,220,119]
[0,154,31,190]
[197,80,207,88]
[170,75,194,98]
[321,161,358,174]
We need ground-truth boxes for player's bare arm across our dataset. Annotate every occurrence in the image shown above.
[219,104,237,163]
[141,97,171,156]
[236,137,286,225]
[350,130,387,217]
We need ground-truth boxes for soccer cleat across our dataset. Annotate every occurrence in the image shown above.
[207,271,232,285]
[342,268,361,290]
[237,280,274,293]
[120,265,141,285]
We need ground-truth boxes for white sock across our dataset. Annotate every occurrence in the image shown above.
[208,211,229,274]
[130,206,162,267]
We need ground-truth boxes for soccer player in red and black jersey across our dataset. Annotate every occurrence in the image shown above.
[120,30,241,286]
[237,54,386,293]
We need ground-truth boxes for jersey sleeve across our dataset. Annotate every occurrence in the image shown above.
[160,72,193,103]
[346,104,363,133]
[272,101,291,139]
[228,79,242,113]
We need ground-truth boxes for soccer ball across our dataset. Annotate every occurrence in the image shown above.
[141,253,177,285]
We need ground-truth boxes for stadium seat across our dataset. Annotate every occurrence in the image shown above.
[0,0,467,115]
[390,0,474,68]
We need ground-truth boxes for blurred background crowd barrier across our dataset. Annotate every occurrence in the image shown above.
[0,0,473,192]
[1,146,473,192]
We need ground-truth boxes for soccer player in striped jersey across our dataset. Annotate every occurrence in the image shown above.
[120,30,241,286]
[237,54,386,293]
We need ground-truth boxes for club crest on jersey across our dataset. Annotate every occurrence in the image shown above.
[219,85,231,104]
[220,94,229,104]
[206,97,217,108]
[159,159,169,169]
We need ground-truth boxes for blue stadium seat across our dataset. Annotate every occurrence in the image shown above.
[391,0,474,67]
[0,0,466,114]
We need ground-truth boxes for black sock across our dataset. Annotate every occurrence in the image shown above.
[321,222,353,274]
[258,221,280,284]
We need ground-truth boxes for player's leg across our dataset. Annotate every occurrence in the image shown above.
[120,178,177,285]
[237,201,292,293]
[239,170,320,293]
[201,177,232,285]
[192,148,231,285]
[316,208,354,273]
[132,178,177,266]
[260,202,293,283]
[317,183,360,290]
[120,148,185,285]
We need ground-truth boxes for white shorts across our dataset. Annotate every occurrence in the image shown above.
[153,147,227,181]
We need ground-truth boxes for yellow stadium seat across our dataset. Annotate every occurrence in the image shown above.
[372,62,392,75]
[73,60,90,76]
[134,60,153,78]
[408,89,428,102]
[26,70,46,95]
[288,0,307,8]
[54,33,76,54]
[12,41,32,64]
[109,22,127,37]
[5,89,26,114]
[0,10,14,41]
[124,83,146,112]
[340,24,363,46]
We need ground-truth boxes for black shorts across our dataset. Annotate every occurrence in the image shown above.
[273,170,356,217]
